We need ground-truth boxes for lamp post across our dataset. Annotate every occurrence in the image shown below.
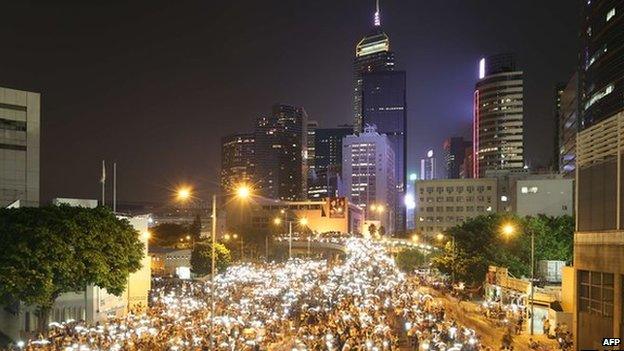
[502,222,535,335]
[273,215,308,259]
[175,183,252,350]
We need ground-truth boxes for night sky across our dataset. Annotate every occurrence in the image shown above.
[1,0,579,204]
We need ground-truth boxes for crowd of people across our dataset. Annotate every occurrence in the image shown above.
[9,238,484,351]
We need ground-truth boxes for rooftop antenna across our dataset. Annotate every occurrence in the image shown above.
[374,0,381,27]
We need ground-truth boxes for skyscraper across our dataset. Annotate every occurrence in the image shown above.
[353,1,395,134]
[419,150,436,180]
[342,125,395,232]
[473,53,525,178]
[574,1,623,348]
[220,133,255,194]
[254,104,308,201]
[443,137,472,179]
[0,86,40,207]
[307,126,352,200]
[306,120,318,173]
[557,72,578,177]
[361,70,407,229]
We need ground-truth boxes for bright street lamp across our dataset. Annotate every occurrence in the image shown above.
[176,186,192,202]
[502,223,515,236]
[236,184,251,199]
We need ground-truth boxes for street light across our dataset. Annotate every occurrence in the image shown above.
[176,186,192,202]
[500,221,535,336]
[273,214,308,259]
[174,183,252,351]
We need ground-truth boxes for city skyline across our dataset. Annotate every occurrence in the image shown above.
[0,0,578,203]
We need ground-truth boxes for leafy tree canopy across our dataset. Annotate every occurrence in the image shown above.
[395,248,426,272]
[190,241,231,275]
[0,205,144,320]
[431,213,573,286]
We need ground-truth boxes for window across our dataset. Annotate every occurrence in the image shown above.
[501,195,508,202]
[446,197,454,202]
[607,8,616,22]
[521,187,528,194]
[579,270,614,317]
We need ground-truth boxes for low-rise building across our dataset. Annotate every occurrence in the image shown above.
[516,177,573,217]
[415,178,498,237]
[227,197,364,235]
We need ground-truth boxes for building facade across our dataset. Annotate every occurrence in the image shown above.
[558,73,578,177]
[415,178,498,237]
[254,104,308,201]
[420,149,436,180]
[515,178,573,217]
[474,54,525,178]
[220,132,255,194]
[574,1,624,348]
[342,125,395,232]
[308,126,352,200]
[306,120,318,172]
[0,86,40,207]
[353,4,395,133]
[361,70,407,229]
[444,137,472,179]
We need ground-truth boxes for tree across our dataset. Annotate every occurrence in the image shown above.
[188,214,202,241]
[190,241,231,275]
[395,248,426,272]
[368,223,377,237]
[430,213,574,286]
[151,222,188,247]
[378,225,386,237]
[0,205,144,330]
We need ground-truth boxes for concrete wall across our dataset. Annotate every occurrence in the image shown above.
[516,178,573,217]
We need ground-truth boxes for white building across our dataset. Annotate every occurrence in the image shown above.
[415,178,498,237]
[0,199,151,342]
[420,149,436,180]
[0,86,40,207]
[342,125,395,232]
[516,178,573,217]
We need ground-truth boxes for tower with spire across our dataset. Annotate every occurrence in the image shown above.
[352,0,407,232]
[352,0,395,133]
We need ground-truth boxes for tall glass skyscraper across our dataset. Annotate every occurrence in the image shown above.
[353,1,395,134]
[473,53,525,178]
[361,70,407,230]
[254,104,308,201]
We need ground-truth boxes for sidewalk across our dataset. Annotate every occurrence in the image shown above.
[421,286,561,351]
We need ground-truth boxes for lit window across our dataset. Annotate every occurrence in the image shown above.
[530,187,538,193]
[501,196,508,202]
[521,187,528,194]
[486,206,492,212]
[607,8,616,22]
